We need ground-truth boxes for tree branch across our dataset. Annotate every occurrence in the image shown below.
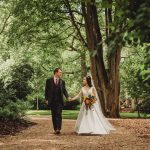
[0,13,11,34]
[64,0,87,47]
[69,45,78,51]
[56,10,83,16]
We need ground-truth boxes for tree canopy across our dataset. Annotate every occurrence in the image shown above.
[0,0,149,119]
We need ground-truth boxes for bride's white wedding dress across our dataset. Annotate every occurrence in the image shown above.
[74,86,115,135]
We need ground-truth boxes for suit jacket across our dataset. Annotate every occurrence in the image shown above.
[45,77,69,106]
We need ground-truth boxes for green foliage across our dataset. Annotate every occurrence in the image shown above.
[9,0,72,48]
[1,0,84,105]
[0,100,30,121]
[140,99,150,114]
[123,0,150,44]
[137,46,150,98]
[105,0,150,57]
[0,0,149,117]
[0,61,33,120]
[0,79,30,120]
[8,62,34,100]
[120,45,150,101]
[29,94,48,110]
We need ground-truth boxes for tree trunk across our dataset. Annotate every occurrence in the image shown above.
[66,0,122,117]
[104,0,121,118]
[81,1,121,117]
[80,51,87,77]
[108,47,121,117]
[131,99,135,112]
[81,2,109,115]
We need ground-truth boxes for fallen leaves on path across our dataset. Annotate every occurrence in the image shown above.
[0,117,149,150]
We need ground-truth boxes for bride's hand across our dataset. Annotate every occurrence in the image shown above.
[68,97,72,101]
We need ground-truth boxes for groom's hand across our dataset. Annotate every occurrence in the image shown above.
[68,97,72,101]
[45,100,48,105]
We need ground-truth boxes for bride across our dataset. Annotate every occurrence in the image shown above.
[70,76,115,135]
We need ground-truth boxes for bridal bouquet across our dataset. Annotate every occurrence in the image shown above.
[83,94,96,114]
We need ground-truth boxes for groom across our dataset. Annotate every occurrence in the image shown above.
[45,68,70,134]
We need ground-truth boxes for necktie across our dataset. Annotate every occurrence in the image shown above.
[56,79,58,85]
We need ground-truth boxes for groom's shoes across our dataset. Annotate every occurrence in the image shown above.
[56,130,60,134]
[54,130,60,135]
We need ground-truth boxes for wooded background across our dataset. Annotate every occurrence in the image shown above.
[0,0,149,119]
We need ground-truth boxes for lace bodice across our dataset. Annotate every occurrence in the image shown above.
[72,86,94,101]
[81,87,93,97]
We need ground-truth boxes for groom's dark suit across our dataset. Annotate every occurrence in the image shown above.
[45,77,69,131]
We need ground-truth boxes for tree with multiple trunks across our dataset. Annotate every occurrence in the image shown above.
[60,0,150,117]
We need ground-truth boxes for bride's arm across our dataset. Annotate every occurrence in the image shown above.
[71,90,82,101]
[92,87,97,99]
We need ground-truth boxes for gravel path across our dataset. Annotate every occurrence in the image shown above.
[0,116,149,150]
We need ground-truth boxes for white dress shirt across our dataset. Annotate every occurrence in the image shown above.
[54,76,59,85]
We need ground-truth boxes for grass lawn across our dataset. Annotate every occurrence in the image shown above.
[26,110,150,119]
[26,110,79,119]
[120,112,150,118]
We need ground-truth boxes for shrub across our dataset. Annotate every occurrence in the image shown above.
[0,62,33,121]
[140,99,150,114]
[63,100,80,110]
[0,100,30,121]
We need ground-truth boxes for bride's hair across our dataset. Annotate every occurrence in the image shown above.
[86,76,93,87]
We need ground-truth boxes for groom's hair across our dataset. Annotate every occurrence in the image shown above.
[86,76,93,87]
[54,68,61,74]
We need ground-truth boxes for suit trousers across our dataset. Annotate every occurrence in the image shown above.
[51,103,63,131]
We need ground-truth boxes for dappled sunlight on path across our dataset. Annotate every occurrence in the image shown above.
[0,116,149,150]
